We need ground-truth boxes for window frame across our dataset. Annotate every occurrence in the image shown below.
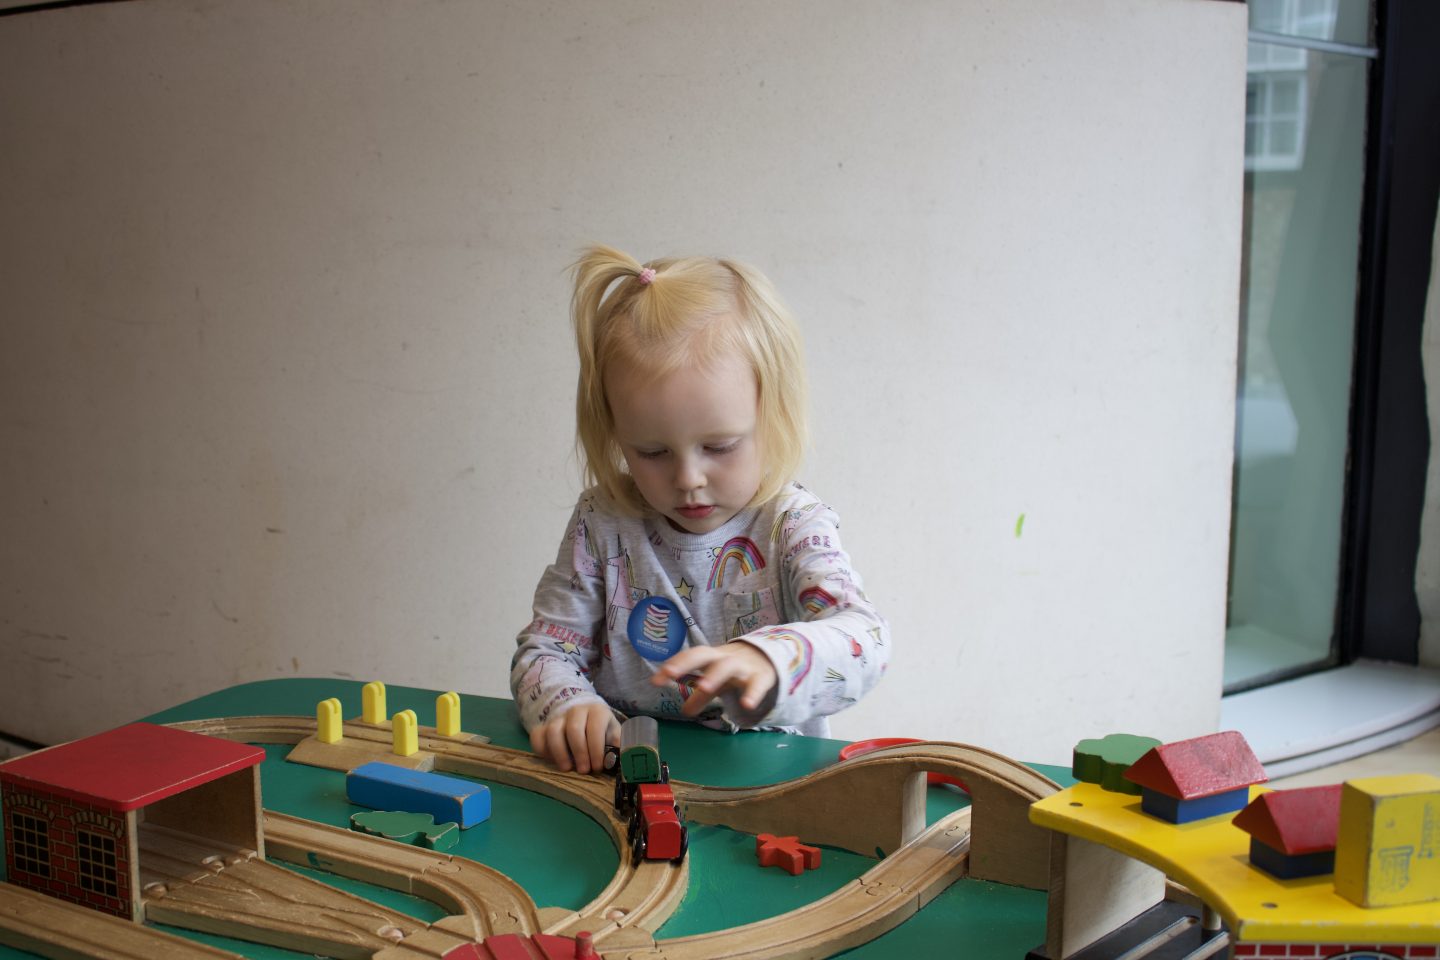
[1336,0,1437,666]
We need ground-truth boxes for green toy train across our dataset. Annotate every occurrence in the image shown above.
[606,715,669,815]
[605,716,686,862]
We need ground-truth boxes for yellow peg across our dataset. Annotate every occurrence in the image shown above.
[392,709,418,757]
[436,691,461,737]
[316,697,342,744]
[362,681,387,724]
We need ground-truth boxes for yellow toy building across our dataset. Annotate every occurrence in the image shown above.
[1335,773,1440,909]
[1030,733,1440,960]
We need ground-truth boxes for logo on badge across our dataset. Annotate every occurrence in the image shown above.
[627,596,688,661]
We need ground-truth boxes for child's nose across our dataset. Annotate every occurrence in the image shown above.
[675,457,705,491]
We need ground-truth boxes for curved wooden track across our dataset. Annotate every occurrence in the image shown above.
[142,854,440,960]
[0,716,1058,960]
[608,807,976,960]
[680,739,1060,889]
[262,812,541,940]
[169,716,692,942]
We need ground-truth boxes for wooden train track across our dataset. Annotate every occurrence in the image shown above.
[0,715,1059,960]
[262,812,543,940]
[604,806,976,960]
[680,739,1059,889]
[0,882,246,960]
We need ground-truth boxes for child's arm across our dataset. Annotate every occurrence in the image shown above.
[718,496,890,728]
[510,500,621,772]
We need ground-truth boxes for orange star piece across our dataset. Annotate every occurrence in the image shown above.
[755,832,821,875]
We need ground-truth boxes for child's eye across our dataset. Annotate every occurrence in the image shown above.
[705,441,740,456]
[635,449,668,460]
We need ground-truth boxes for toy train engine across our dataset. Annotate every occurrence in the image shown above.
[631,782,686,861]
[606,716,687,863]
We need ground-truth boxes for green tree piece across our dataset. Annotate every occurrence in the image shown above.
[350,809,459,850]
[1073,733,1162,795]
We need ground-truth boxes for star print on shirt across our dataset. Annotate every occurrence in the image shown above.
[676,577,694,601]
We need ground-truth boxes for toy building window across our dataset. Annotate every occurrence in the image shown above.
[9,811,51,878]
[76,829,119,899]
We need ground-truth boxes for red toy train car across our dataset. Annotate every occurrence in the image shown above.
[608,716,688,864]
[630,782,686,861]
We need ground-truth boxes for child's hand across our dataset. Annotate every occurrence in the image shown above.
[529,702,622,775]
[653,641,778,717]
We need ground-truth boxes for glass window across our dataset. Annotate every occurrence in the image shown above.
[77,829,120,899]
[9,811,51,878]
[1249,0,1373,46]
[1225,1,1374,690]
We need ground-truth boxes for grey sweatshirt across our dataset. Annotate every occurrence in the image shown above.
[510,483,889,737]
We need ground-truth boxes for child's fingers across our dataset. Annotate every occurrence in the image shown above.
[679,657,749,715]
[540,721,575,772]
[565,708,597,774]
[530,723,551,760]
[584,708,614,774]
[740,669,776,711]
[680,689,714,715]
[653,645,722,679]
[659,642,778,714]
[694,655,748,694]
[530,708,618,775]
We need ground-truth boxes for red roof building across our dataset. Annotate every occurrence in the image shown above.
[1125,731,1267,799]
[1,722,265,920]
[1233,785,1342,855]
[1124,731,1267,823]
[1232,784,1342,879]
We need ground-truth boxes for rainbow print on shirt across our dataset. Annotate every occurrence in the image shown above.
[798,585,838,616]
[707,537,766,590]
[752,627,813,694]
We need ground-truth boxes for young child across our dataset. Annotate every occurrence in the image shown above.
[511,244,889,773]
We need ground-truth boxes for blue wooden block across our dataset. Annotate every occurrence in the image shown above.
[1141,786,1248,824]
[1249,839,1335,879]
[345,761,491,828]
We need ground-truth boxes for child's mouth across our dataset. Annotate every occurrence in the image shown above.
[677,505,715,520]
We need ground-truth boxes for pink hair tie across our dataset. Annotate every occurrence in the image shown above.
[637,267,657,286]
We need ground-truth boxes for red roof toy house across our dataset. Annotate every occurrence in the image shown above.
[1124,730,1267,824]
[1232,784,1342,879]
[443,931,599,960]
[0,722,265,921]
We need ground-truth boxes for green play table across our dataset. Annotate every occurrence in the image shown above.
[0,678,1072,958]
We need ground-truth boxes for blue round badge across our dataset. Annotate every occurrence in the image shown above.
[627,596,688,661]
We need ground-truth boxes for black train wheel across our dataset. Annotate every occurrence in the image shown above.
[631,826,647,862]
[615,776,636,819]
[671,825,689,864]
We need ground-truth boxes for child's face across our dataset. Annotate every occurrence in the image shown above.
[607,346,763,535]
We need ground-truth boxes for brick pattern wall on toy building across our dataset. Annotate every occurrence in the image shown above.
[1234,945,1439,959]
[1,782,131,918]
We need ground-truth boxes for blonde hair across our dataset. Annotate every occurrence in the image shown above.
[572,244,809,516]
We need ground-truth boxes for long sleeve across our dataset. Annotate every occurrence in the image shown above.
[731,495,890,728]
[509,502,611,732]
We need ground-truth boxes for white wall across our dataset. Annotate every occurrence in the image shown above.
[0,0,1246,766]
